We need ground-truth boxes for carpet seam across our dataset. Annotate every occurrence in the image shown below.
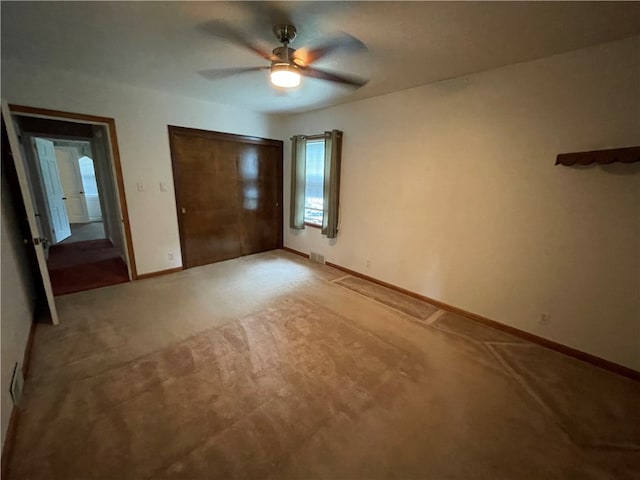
[330,281,437,324]
[328,274,352,283]
[486,343,640,452]
[424,309,446,325]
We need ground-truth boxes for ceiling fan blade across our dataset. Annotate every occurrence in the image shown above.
[302,67,368,88]
[199,66,269,81]
[198,20,278,62]
[294,34,367,66]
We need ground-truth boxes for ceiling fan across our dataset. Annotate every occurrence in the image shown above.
[199,23,369,89]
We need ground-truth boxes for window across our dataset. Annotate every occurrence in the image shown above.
[78,156,99,195]
[290,130,341,237]
[304,140,325,226]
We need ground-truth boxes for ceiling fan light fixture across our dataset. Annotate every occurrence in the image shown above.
[270,63,301,88]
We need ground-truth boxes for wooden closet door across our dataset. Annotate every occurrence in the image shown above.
[237,144,282,256]
[169,127,283,269]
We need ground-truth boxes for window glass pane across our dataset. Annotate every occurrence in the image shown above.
[78,156,99,195]
[304,140,324,224]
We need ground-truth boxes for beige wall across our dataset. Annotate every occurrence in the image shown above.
[278,36,640,369]
[1,60,276,275]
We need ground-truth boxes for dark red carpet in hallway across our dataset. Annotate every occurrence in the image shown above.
[48,239,129,296]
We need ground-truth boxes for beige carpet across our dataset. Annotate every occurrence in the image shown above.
[7,250,640,479]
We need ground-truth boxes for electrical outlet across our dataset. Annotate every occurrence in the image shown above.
[366,260,371,269]
[539,312,550,325]
[168,253,174,261]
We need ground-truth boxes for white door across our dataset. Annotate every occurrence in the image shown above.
[2,101,59,324]
[55,147,90,223]
[34,138,72,243]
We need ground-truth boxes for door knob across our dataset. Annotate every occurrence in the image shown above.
[80,191,84,194]
[62,197,67,200]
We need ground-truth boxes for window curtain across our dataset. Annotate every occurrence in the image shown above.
[322,130,343,238]
[289,135,306,230]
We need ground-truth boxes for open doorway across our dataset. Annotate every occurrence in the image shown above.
[10,107,136,296]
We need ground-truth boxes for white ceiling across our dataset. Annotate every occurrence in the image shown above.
[2,1,639,114]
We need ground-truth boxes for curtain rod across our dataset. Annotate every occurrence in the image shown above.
[290,133,325,141]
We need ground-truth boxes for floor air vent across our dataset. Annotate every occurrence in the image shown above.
[310,251,325,264]
[10,362,24,406]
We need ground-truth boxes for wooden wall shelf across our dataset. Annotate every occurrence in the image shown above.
[555,146,640,166]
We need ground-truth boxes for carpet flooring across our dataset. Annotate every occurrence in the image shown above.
[48,239,117,269]
[47,239,129,296]
[6,250,639,479]
[60,222,105,244]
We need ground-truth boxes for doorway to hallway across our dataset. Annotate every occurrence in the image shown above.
[11,108,135,296]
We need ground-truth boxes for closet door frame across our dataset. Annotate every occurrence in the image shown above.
[168,125,283,269]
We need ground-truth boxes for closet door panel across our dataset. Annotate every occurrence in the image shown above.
[171,134,242,267]
[237,144,282,256]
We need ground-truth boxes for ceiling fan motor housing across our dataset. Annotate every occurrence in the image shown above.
[272,46,296,64]
[273,24,297,44]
